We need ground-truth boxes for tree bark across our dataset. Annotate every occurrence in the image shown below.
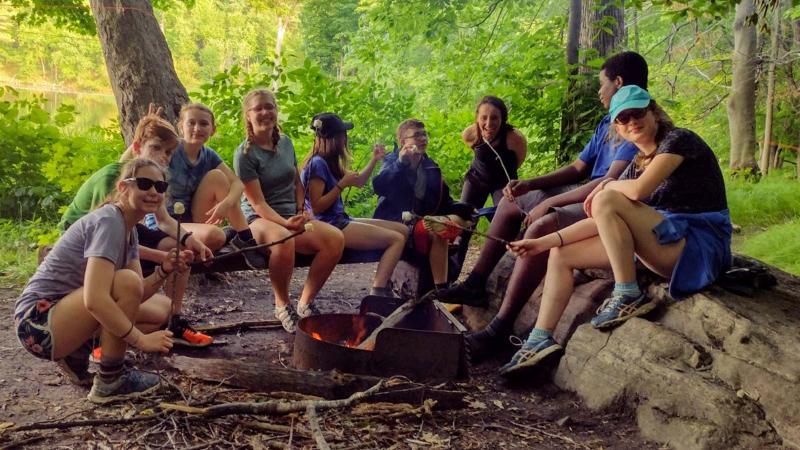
[558,0,625,164]
[760,3,781,174]
[728,0,759,173]
[89,0,189,145]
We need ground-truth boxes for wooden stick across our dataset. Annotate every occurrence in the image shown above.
[193,319,283,335]
[305,405,331,450]
[356,290,436,350]
[191,227,307,267]
[405,212,510,246]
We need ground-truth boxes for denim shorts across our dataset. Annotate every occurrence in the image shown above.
[15,299,57,361]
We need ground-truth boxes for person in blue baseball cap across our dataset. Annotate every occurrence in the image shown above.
[499,84,732,377]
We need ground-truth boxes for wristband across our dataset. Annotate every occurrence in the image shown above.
[555,231,564,247]
[156,264,170,279]
[180,231,193,246]
[600,179,613,190]
[119,322,134,340]
[335,184,344,191]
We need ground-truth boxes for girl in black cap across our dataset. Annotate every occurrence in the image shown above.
[302,113,408,298]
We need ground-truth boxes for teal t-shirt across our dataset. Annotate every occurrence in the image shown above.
[233,135,298,219]
[57,162,123,232]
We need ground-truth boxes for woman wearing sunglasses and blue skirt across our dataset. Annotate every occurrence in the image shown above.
[499,85,731,377]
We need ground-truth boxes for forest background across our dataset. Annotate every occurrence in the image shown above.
[0,0,799,287]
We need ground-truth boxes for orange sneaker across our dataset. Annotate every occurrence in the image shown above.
[169,317,213,348]
[90,346,102,363]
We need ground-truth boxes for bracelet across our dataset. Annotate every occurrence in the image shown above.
[180,231,193,246]
[119,322,134,340]
[155,264,170,279]
[600,179,613,190]
[335,184,344,191]
[555,231,564,247]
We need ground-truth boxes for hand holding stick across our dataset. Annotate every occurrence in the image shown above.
[401,211,510,246]
[191,222,315,267]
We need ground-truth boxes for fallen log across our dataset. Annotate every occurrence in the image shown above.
[164,356,466,410]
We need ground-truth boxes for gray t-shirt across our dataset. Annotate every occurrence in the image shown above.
[233,134,298,219]
[15,204,139,318]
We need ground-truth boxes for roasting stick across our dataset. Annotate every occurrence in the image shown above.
[482,136,527,218]
[191,222,315,267]
[167,201,186,331]
[401,211,510,246]
[356,290,438,351]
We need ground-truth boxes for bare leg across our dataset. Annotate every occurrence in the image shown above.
[191,168,249,230]
[472,196,526,276]
[249,218,295,308]
[535,237,612,331]
[50,269,143,360]
[592,190,685,282]
[293,220,345,305]
[135,294,171,333]
[496,213,560,321]
[182,222,227,251]
[345,219,407,288]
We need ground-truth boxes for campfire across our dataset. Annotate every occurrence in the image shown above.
[293,296,468,382]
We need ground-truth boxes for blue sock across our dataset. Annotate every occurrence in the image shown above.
[614,281,641,298]
[527,328,552,344]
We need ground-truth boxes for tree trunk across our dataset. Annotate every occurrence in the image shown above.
[89,0,189,145]
[558,0,625,164]
[566,0,581,67]
[760,3,782,175]
[728,0,759,173]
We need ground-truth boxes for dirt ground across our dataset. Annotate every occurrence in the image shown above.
[0,249,662,449]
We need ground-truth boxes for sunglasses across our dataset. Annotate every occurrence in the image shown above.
[124,177,169,194]
[614,108,648,125]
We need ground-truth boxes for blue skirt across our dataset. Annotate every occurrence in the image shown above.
[652,209,732,299]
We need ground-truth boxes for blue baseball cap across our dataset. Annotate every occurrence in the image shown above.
[609,85,652,123]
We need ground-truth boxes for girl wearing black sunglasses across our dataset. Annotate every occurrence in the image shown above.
[15,158,194,403]
[498,86,731,377]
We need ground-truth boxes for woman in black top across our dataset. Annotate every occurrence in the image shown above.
[498,86,731,377]
[460,96,528,208]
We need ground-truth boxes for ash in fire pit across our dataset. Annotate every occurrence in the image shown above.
[293,296,468,382]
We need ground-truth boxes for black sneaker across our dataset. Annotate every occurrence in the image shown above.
[230,235,267,269]
[55,343,93,387]
[464,328,507,365]
[87,368,161,404]
[169,317,213,348]
[434,281,489,307]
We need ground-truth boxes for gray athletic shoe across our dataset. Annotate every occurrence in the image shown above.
[275,304,300,333]
[297,302,322,319]
[230,235,267,269]
[87,368,161,404]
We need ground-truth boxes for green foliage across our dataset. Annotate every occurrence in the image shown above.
[0,218,55,288]
[725,169,800,229]
[0,87,69,220]
[736,220,800,275]
[299,0,359,74]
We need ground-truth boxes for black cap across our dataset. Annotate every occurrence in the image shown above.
[310,112,353,138]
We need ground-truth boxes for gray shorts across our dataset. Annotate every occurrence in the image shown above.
[549,202,588,229]
[514,184,581,211]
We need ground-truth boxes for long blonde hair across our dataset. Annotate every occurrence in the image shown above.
[242,88,281,154]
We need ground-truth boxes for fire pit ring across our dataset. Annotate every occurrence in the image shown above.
[293,297,468,381]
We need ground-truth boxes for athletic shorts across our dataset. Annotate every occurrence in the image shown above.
[136,223,170,276]
[513,184,582,212]
[15,299,57,361]
[548,202,588,229]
